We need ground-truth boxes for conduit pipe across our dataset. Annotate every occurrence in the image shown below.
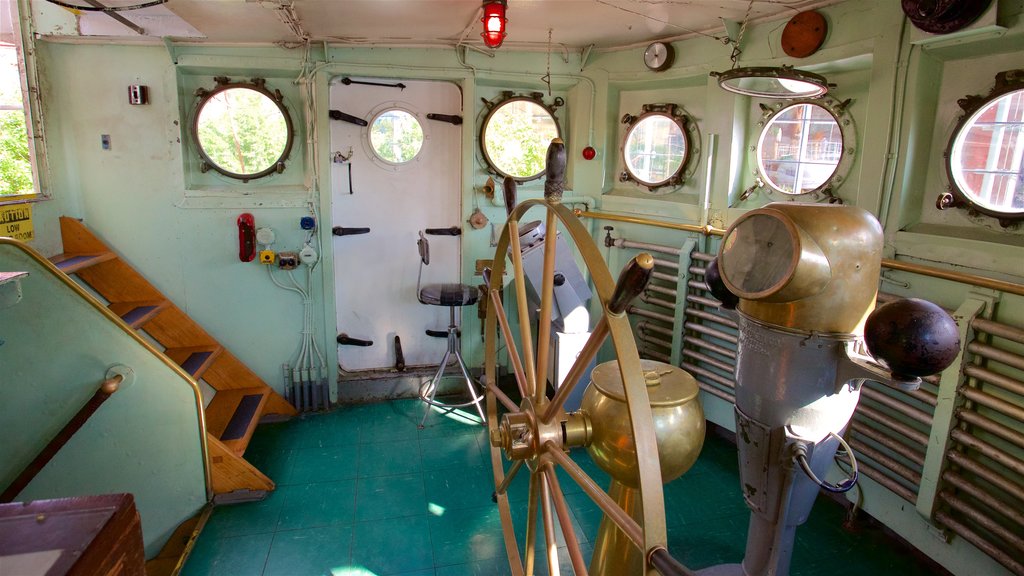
[847,437,922,487]
[682,335,736,360]
[637,321,674,339]
[849,423,926,466]
[946,451,1024,507]
[941,471,1024,531]
[950,429,1024,477]
[681,349,735,375]
[629,305,674,324]
[638,331,673,350]
[860,386,934,427]
[939,491,1024,556]
[652,258,679,270]
[683,322,738,345]
[956,409,1024,451]
[647,284,678,299]
[610,238,682,256]
[854,404,929,446]
[960,385,1024,422]
[692,380,735,403]
[686,295,726,310]
[641,294,677,311]
[967,341,1024,372]
[963,365,1024,399]
[856,460,916,503]
[691,252,714,262]
[934,510,1024,575]
[972,317,1024,345]
[684,307,738,330]
[682,363,735,391]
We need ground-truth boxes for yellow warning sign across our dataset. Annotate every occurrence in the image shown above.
[0,203,33,242]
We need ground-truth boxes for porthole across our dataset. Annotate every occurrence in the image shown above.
[938,70,1024,226]
[480,94,561,181]
[369,109,424,164]
[619,103,694,192]
[756,102,843,196]
[191,77,293,181]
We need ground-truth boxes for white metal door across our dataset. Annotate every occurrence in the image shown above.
[331,78,462,372]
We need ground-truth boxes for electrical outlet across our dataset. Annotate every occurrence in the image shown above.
[278,251,299,270]
[299,245,318,265]
[259,250,275,265]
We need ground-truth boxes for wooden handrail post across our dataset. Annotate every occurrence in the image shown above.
[1,374,123,503]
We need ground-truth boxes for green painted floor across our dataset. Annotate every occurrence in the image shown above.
[182,398,939,576]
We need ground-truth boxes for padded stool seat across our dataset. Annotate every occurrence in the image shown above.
[418,283,479,307]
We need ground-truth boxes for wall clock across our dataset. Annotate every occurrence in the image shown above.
[644,41,674,72]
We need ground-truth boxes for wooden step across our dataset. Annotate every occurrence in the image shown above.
[205,387,269,456]
[108,300,170,329]
[163,345,222,379]
[50,252,117,274]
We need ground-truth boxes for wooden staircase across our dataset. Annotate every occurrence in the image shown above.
[52,217,296,495]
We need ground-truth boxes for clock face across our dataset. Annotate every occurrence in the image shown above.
[644,42,673,71]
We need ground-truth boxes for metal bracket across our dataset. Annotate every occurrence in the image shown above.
[427,113,463,125]
[328,110,368,126]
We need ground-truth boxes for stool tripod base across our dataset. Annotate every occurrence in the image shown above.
[418,307,486,428]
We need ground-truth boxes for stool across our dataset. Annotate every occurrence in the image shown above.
[416,231,486,428]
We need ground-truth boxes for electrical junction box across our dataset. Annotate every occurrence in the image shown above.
[259,250,275,265]
[256,227,276,245]
[300,216,316,230]
[278,252,299,270]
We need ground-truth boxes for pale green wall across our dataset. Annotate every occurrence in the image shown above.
[10,0,1024,572]
[0,242,207,558]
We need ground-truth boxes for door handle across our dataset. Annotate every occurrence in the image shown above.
[337,334,373,347]
[333,226,371,236]
[424,226,461,236]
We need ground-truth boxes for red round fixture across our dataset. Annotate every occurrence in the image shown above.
[582,146,597,160]
[481,0,508,49]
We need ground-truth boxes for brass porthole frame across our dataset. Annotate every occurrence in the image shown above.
[190,76,295,183]
[619,103,697,193]
[743,96,856,205]
[479,91,563,183]
[937,69,1024,228]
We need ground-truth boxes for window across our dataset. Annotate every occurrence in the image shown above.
[0,0,41,201]
[480,94,561,181]
[757,103,842,195]
[939,70,1024,226]
[191,77,294,182]
[369,109,423,164]
[620,103,693,192]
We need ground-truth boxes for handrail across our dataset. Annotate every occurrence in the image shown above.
[575,209,1024,297]
[0,237,212,499]
[1,375,122,503]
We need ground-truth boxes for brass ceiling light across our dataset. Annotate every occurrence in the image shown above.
[710,5,831,99]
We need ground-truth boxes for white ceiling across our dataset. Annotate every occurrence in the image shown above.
[47,0,842,51]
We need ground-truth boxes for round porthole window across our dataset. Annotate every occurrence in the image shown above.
[369,109,424,164]
[621,106,691,190]
[756,102,843,195]
[193,78,293,181]
[944,80,1024,222]
[481,97,560,181]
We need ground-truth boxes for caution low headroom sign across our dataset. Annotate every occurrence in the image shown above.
[0,203,33,242]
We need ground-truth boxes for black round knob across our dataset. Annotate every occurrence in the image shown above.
[553,273,566,287]
[705,257,739,310]
[864,298,961,379]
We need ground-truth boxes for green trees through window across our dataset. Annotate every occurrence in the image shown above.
[0,42,32,198]
[482,99,558,180]
[196,87,289,177]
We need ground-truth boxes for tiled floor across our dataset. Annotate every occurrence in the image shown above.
[182,399,940,575]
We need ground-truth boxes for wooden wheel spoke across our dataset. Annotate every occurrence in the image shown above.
[542,316,609,424]
[543,464,589,576]
[486,285,529,400]
[506,218,538,399]
[495,459,524,498]
[485,375,521,414]
[540,469,561,576]
[546,441,644,549]
[534,209,559,405]
[524,472,540,576]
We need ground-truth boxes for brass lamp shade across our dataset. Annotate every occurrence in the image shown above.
[712,66,830,99]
